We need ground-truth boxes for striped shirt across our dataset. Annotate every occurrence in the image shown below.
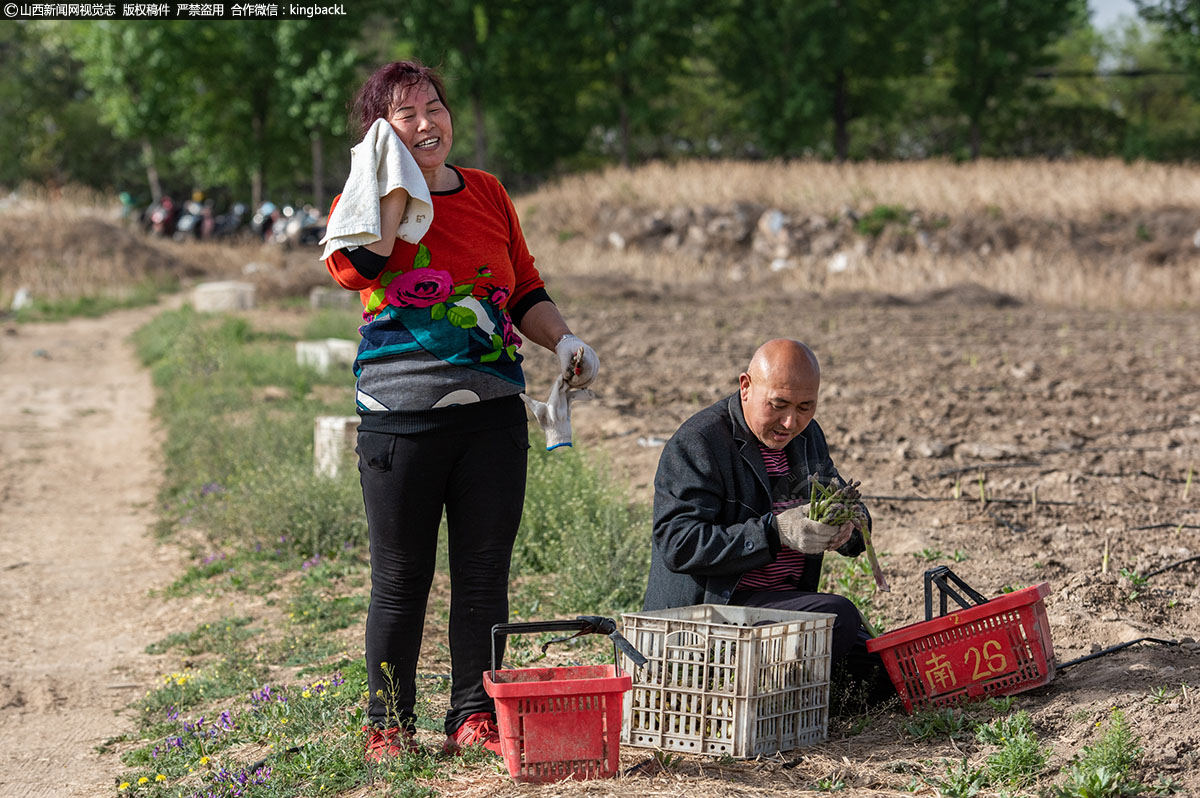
[735,445,807,592]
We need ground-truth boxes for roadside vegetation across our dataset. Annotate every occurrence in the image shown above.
[105,305,648,796]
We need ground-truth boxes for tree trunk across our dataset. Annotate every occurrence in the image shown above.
[141,139,162,203]
[251,167,263,215]
[969,119,982,160]
[472,93,487,170]
[833,68,849,162]
[618,101,632,168]
[311,132,325,213]
[251,113,264,212]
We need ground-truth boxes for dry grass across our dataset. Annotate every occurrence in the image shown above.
[0,188,282,306]
[518,158,1200,311]
[517,158,1200,228]
[4,159,1199,311]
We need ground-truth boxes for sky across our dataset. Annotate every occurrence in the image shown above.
[1090,0,1140,30]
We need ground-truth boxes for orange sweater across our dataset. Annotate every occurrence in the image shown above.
[324,166,548,432]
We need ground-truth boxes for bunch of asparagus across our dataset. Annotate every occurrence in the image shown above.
[808,477,890,592]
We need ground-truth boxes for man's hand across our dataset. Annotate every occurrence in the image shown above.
[555,334,599,388]
[521,374,594,450]
[776,504,854,553]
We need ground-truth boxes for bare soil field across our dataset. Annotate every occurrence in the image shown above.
[0,161,1198,796]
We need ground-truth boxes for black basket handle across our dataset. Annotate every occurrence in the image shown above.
[924,566,991,621]
[490,616,647,679]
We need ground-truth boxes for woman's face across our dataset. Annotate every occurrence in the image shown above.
[388,80,453,176]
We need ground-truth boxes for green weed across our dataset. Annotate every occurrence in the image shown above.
[1051,709,1146,797]
[820,552,887,634]
[975,711,1047,787]
[145,616,258,657]
[904,707,973,741]
[302,308,361,341]
[516,436,650,614]
[14,276,175,322]
[933,758,988,797]
[854,204,907,237]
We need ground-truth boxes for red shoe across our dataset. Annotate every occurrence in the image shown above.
[443,712,502,756]
[365,726,419,762]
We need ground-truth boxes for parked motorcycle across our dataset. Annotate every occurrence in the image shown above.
[145,196,179,237]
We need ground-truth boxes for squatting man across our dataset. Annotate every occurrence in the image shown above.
[644,338,896,707]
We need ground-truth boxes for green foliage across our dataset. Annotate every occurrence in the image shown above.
[975,711,1048,787]
[855,204,908,237]
[145,616,257,656]
[303,309,362,341]
[820,551,886,634]
[904,707,975,740]
[934,758,988,798]
[1052,709,1147,797]
[13,277,174,322]
[516,437,650,614]
[937,0,1087,156]
[133,307,364,558]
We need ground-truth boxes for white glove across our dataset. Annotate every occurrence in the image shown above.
[521,374,595,450]
[555,334,599,388]
[776,505,855,554]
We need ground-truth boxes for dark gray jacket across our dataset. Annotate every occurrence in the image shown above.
[642,393,865,612]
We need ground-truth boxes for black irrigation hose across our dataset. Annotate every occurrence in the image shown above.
[1143,554,1200,580]
[246,745,302,773]
[1056,638,1179,672]
[867,494,1084,507]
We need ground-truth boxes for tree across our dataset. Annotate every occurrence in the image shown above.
[68,21,190,200]
[389,1,499,171]
[937,0,1085,158]
[707,0,929,160]
[275,20,364,212]
[567,0,703,167]
[1135,1,1200,95]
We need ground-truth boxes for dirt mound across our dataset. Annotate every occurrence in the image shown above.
[0,212,208,299]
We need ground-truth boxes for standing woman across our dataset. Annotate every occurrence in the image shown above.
[323,60,599,761]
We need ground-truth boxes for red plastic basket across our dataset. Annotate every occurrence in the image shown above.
[866,580,1055,712]
[482,618,640,783]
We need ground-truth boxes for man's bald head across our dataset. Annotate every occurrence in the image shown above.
[739,339,821,449]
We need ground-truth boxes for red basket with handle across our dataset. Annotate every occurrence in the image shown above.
[866,567,1055,712]
[483,617,646,783]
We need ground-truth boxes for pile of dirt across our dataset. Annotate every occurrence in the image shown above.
[0,213,209,298]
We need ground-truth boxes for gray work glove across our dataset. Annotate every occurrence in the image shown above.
[521,374,595,450]
[776,504,855,554]
[555,334,599,388]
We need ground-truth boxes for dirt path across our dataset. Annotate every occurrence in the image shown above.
[0,306,184,797]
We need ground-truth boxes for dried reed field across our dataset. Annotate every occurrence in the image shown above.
[523,158,1200,222]
[518,158,1200,311]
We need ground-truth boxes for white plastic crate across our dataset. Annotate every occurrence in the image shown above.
[620,604,834,758]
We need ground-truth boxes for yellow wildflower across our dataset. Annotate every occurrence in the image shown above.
[118,783,130,792]
[302,690,311,698]
[138,776,149,785]
[199,756,209,765]
[155,774,166,782]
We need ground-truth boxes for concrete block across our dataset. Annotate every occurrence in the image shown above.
[193,281,256,312]
[296,338,358,375]
[309,286,361,311]
[314,415,360,478]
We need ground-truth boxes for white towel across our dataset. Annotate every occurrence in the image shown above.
[319,118,434,260]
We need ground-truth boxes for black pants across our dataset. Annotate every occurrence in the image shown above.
[357,423,529,735]
[731,589,897,711]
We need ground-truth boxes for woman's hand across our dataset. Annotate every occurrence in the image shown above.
[364,187,410,257]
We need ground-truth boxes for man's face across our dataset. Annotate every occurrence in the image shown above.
[739,370,819,450]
